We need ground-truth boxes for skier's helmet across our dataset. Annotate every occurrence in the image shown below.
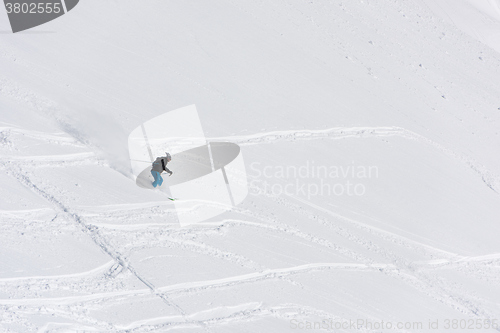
[165,152,171,161]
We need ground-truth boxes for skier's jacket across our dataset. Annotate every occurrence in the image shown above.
[152,157,172,173]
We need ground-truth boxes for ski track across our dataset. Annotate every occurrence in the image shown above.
[1,5,498,328]
[0,152,96,164]
[156,263,391,296]
[2,123,500,329]
[0,262,391,306]
[0,162,190,323]
[295,208,500,320]
[87,191,455,265]
[0,261,115,283]
[114,301,263,331]
[0,126,82,146]
[0,207,54,219]
[49,302,390,332]
[291,194,458,258]
[112,302,358,332]
[139,125,500,193]
[120,233,264,271]
[4,122,498,191]
[39,304,268,332]
[211,126,499,193]
[5,176,496,328]
[94,201,374,267]
[90,217,500,267]
[222,184,500,322]
[57,183,500,323]
[81,195,500,325]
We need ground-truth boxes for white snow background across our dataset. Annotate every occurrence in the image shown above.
[1,0,500,332]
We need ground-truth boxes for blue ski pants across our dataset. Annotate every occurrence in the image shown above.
[151,170,163,187]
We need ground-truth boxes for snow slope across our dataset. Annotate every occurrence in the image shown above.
[422,0,500,53]
[1,0,500,332]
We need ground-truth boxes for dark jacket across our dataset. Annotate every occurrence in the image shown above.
[152,157,171,173]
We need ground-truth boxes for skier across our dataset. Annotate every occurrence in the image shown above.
[151,152,173,188]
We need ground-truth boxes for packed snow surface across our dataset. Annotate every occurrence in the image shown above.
[1,0,500,332]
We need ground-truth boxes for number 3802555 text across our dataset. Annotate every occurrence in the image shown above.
[5,3,61,14]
